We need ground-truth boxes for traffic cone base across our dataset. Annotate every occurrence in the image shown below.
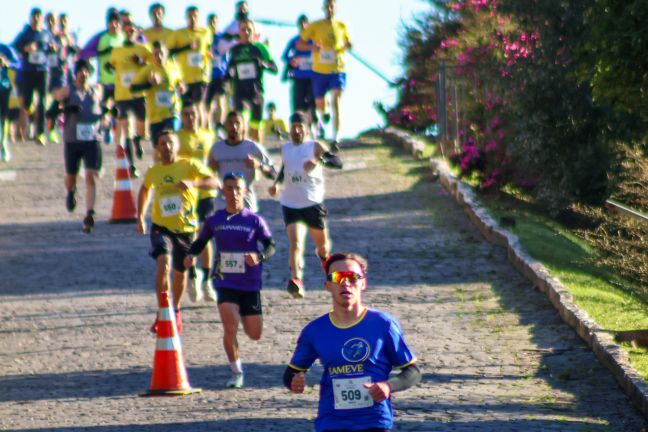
[109,144,137,223]
[141,292,200,397]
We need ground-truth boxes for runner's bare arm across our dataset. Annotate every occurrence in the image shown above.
[136,185,152,234]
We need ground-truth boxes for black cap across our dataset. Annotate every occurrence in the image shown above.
[74,59,94,75]
[290,112,307,124]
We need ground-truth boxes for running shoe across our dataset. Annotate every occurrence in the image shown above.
[130,166,141,179]
[287,278,305,299]
[226,372,244,389]
[82,210,95,234]
[188,271,204,303]
[330,140,340,153]
[0,144,10,162]
[66,189,76,212]
[203,278,217,302]
[48,129,61,144]
[36,133,46,146]
[150,317,159,335]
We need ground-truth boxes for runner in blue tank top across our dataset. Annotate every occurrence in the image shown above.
[284,253,421,432]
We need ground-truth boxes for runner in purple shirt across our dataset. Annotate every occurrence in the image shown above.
[184,172,275,389]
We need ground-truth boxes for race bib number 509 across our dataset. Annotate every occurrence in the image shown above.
[333,376,373,410]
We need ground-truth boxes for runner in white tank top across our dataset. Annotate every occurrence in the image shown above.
[269,112,342,299]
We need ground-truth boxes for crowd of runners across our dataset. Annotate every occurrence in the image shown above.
[2,1,421,430]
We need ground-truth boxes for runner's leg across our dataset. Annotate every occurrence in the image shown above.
[287,222,307,280]
[219,302,242,364]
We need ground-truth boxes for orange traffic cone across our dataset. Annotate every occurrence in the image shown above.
[140,292,202,397]
[109,144,137,223]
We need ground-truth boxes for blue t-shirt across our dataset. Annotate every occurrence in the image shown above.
[211,33,229,79]
[289,309,417,431]
[13,25,54,73]
[282,35,313,80]
[198,208,272,291]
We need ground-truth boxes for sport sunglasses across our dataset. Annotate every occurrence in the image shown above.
[327,271,365,284]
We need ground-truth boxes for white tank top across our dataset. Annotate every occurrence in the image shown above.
[279,140,325,209]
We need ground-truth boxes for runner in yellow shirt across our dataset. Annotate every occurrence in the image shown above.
[177,103,218,304]
[108,21,152,177]
[136,130,220,334]
[167,6,212,128]
[131,41,184,149]
[298,0,352,150]
[142,3,173,47]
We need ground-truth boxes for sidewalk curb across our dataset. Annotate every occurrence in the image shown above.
[383,127,648,419]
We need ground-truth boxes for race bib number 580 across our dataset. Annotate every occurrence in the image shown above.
[160,195,182,217]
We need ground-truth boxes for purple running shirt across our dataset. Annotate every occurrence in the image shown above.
[198,208,272,292]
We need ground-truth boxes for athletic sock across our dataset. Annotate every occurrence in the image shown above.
[230,359,243,374]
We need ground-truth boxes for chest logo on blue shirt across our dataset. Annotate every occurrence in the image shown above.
[341,337,370,363]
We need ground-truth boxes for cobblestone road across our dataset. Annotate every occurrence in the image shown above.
[1,134,645,431]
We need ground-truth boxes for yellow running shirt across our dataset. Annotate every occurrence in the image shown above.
[177,128,218,199]
[300,19,351,74]
[166,27,212,84]
[110,44,153,101]
[143,27,174,47]
[132,63,182,124]
[8,69,20,109]
[143,158,214,233]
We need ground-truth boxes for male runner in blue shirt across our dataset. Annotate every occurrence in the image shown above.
[284,252,421,432]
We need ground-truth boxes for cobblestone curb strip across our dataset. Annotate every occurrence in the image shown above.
[383,127,648,419]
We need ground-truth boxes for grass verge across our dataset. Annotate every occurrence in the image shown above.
[471,190,648,380]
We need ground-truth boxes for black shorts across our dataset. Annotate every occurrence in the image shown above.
[233,89,263,123]
[8,108,19,121]
[102,85,115,105]
[116,98,146,121]
[206,77,227,102]
[282,203,327,230]
[183,82,207,105]
[292,78,315,115]
[0,89,9,119]
[149,224,194,273]
[64,140,102,174]
[217,287,262,316]
[150,117,179,148]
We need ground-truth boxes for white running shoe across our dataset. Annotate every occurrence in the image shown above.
[188,270,204,303]
[226,372,244,389]
[203,278,217,302]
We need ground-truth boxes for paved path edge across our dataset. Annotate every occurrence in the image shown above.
[381,126,648,420]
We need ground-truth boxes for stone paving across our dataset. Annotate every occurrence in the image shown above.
[0,134,646,431]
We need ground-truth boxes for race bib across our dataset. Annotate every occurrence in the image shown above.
[28,51,46,65]
[47,54,59,67]
[76,124,96,141]
[298,55,313,71]
[160,195,182,217]
[220,252,246,274]
[120,72,135,88]
[155,91,173,108]
[236,62,257,80]
[188,51,204,67]
[333,376,373,410]
[319,50,336,64]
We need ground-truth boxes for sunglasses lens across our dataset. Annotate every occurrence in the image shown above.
[330,271,362,284]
